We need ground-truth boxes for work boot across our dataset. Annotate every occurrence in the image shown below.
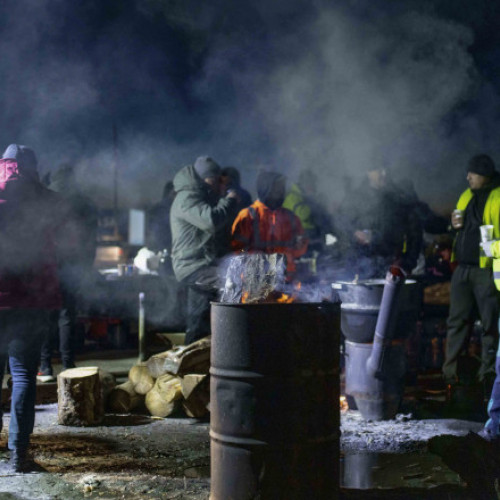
[477,427,500,443]
[9,448,29,473]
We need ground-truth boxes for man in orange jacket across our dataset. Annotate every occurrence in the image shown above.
[231,170,308,278]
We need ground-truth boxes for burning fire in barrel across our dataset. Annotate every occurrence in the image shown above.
[210,254,341,499]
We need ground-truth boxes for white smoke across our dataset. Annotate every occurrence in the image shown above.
[196,5,481,212]
[0,0,497,213]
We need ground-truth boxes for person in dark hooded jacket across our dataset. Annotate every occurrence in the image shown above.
[38,164,98,381]
[337,166,422,279]
[218,166,251,256]
[0,144,61,472]
[170,156,239,344]
[231,170,308,278]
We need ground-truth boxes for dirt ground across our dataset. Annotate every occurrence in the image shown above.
[0,404,211,499]
[0,401,485,500]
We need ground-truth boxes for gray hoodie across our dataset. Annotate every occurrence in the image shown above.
[170,164,237,281]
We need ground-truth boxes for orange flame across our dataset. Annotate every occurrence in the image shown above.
[277,293,294,303]
[340,395,349,412]
[240,281,302,303]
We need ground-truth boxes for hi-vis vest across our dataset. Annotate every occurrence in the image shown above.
[452,187,500,278]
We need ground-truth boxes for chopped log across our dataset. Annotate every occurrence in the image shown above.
[108,380,144,413]
[99,370,116,407]
[181,374,210,418]
[423,281,451,305]
[147,337,211,378]
[57,367,103,426]
[128,363,155,395]
[145,374,182,417]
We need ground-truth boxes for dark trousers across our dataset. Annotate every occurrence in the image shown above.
[443,264,499,383]
[181,266,219,345]
[0,310,47,450]
[40,288,76,372]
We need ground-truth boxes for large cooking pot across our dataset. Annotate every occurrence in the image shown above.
[332,279,422,343]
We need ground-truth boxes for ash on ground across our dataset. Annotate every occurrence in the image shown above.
[341,410,482,453]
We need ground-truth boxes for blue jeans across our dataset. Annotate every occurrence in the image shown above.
[0,310,47,450]
[485,335,500,436]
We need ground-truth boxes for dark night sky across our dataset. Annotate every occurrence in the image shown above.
[0,0,499,211]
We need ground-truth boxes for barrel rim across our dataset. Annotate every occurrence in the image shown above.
[211,301,340,307]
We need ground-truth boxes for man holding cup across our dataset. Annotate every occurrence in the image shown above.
[443,154,500,402]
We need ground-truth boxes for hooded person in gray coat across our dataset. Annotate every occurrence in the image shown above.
[170,156,239,344]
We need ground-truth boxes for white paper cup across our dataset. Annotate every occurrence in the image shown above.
[480,225,494,243]
[452,209,464,229]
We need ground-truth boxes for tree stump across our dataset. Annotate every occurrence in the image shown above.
[57,367,104,426]
[108,380,144,413]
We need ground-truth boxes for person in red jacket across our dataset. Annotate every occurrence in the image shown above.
[231,170,308,278]
[0,144,61,473]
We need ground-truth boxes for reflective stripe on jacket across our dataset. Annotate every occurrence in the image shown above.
[488,240,500,290]
[231,200,308,275]
[452,187,500,269]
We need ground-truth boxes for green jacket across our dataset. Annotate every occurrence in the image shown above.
[452,186,500,270]
[170,165,237,282]
[282,184,315,231]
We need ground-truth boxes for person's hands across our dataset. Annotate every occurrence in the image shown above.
[226,189,240,202]
[354,229,372,245]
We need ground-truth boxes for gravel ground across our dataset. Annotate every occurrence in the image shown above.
[0,405,484,499]
[341,410,483,453]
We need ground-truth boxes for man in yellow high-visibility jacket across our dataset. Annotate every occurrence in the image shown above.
[443,154,500,399]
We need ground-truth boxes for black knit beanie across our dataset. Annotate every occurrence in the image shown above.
[467,154,496,177]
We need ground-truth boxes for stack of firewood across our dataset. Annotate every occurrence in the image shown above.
[108,336,211,418]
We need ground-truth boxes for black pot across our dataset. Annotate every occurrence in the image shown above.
[333,279,421,343]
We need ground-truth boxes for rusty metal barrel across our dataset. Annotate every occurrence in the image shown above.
[210,301,341,500]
